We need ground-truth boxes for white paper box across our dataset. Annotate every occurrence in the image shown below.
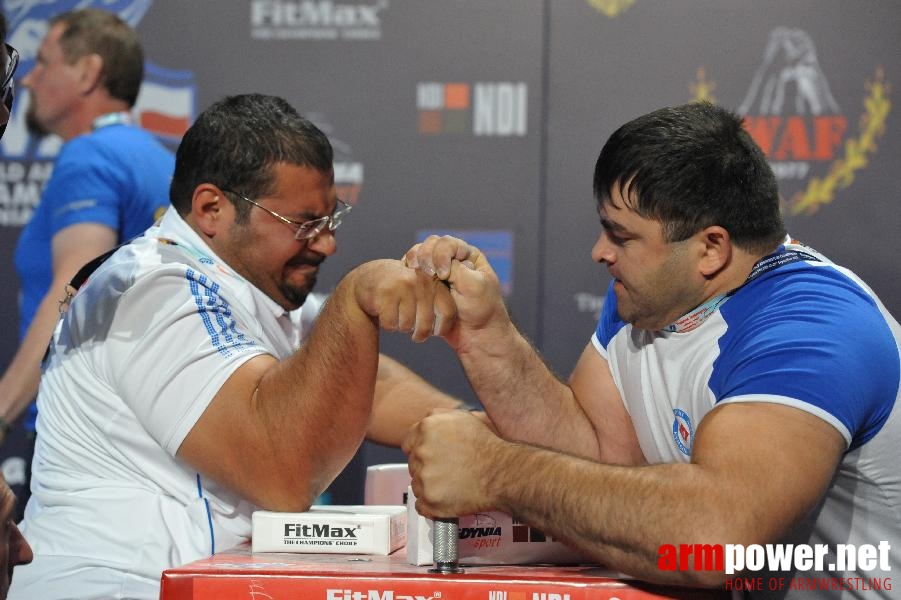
[252,505,406,555]
[406,486,590,566]
[364,463,411,505]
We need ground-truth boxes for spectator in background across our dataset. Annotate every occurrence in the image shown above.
[0,9,174,515]
[0,11,35,600]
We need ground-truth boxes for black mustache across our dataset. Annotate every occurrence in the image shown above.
[288,254,325,268]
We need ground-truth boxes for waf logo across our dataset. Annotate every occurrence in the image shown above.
[691,27,890,215]
[672,409,693,457]
[416,82,528,137]
[586,0,636,18]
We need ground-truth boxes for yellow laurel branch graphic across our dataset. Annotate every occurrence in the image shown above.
[690,67,717,104]
[790,68,891,215]
[587,0,637,18]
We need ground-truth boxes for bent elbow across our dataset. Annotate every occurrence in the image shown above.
[254,487,318,513]
[680,568,732,588]
[246,472,322,513]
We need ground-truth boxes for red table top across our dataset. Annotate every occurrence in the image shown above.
[160,543,727,599]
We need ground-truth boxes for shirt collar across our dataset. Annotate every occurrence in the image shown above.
[156,207,288,322]
[92,111,132,130]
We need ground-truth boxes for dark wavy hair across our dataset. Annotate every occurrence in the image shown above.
[169,94,333,218]
[593,102,786,253]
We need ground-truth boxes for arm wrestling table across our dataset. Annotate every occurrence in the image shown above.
[160,543,728,599]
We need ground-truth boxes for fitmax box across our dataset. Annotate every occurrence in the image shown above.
[406,486,590,566]
[252,505,406,555]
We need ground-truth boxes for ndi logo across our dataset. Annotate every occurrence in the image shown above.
[417,82,528,137]
[250,0,389,40]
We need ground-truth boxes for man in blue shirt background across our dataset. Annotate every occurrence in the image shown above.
[0,9,174,516]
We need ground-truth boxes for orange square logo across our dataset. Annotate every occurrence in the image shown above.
[444,83,470,109]
[418,111,443,134]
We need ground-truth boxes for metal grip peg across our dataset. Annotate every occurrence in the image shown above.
[429,517,464,574]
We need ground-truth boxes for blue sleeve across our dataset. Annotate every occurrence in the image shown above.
[712,268,899,448]
[42,136,125,235]
[594,280,627,349]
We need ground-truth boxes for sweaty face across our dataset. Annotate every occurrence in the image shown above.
[214,163,339,311]
[591,187,704,331]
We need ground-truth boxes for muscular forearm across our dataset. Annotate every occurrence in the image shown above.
[182,259,457,511]
[408,398,843,588]
[368,354,464,447]
[455,323,601,460]
[252,269,381,506]
[406,239,602,459]
[489,441,736,587]
[406,412,728,585]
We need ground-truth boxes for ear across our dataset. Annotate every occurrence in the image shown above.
[78,53,104,95]
[190,184,229,237]
[697,225,732,277]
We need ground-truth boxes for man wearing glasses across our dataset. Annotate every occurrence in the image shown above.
[10,93,461,600]
[0,13,34,600]
[0,34,17,139]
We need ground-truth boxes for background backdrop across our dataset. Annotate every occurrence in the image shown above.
[1,0,898,505]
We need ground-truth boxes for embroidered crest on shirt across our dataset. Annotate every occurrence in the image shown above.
[672,409,694,456]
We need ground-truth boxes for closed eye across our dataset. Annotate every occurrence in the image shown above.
[600,218,630,246]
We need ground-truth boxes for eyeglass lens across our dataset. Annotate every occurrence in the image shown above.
[2,44,18,90]
[295,202,351,240]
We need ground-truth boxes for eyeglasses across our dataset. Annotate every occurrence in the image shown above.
[1,43,19,103]
[222,189,352,241]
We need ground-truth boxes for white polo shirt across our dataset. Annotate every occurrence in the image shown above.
[12,207,322,600]
[592,241,900,596]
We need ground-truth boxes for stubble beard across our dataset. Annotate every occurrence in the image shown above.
[279,273,317,308]
[24,100,49,137]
